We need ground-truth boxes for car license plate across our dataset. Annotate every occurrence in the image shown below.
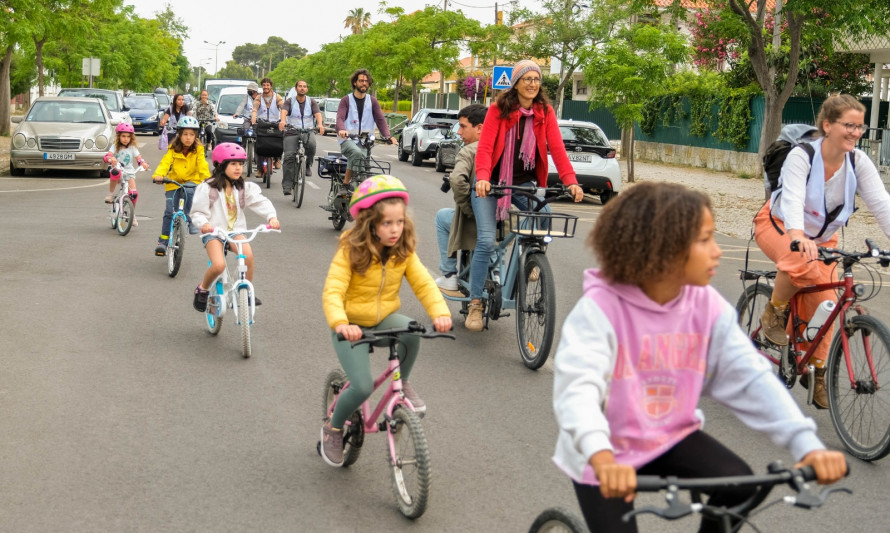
[568,153,592,163]
[134,121,142,126]
[44,153,75,161]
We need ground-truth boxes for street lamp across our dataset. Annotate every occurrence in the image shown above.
[204,40,226,74]
[197,58,212,92]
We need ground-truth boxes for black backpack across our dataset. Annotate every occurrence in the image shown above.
[762,124,820,194]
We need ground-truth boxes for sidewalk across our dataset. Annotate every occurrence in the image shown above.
[1,135,9,176]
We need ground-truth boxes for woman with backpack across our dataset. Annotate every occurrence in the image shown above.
[755,93,890,408]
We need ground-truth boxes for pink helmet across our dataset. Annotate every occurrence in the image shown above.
[212,142,248,166]
[348,175,409,219]
[115,122,135,134]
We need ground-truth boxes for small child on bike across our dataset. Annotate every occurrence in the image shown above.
[552,182,847,533]
[189,143,280,312]
[152,116,210,256]
[320,175,452,467]
[104,123,150,216]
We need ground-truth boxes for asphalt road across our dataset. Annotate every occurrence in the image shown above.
[1,134,888,532]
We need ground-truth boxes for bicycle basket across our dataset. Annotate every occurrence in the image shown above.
[317,153,347,179]
[254,124,284,157]
[509,211,578,239]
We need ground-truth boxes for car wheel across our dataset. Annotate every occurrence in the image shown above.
[397,137,409,162]
[9,161,25,177]
[410,141,423,167]
[600,191,615,205]
[434,148,446,173]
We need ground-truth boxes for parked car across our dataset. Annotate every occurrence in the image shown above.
[214,86,251,146]
[124,94,163,135]
[183,94,196,108]
[434,121,461,172]
[204,79,253,105]
[397,108,459,167]
[155,92,171,109]
[546,119,621,204]
[10,96,116,177]
[320,97,339,135]
[57,88,131,125]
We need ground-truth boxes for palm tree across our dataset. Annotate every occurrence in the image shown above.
[344,8,371,35]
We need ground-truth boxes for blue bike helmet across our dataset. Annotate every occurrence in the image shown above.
[177,116,200,130]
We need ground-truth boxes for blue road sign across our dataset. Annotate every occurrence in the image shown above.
[492,66,513,90]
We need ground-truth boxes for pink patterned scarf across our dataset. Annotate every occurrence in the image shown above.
[497,106,536,220]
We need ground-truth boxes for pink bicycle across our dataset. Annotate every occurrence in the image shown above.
[318,321,454,519]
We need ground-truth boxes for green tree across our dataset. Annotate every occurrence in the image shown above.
[344,7,372,35]
[217,60,255,80]
[582,21,688,181]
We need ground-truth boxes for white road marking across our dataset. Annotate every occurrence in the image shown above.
[0,179,108,193]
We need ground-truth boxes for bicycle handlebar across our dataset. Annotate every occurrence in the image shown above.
[488,183,574,210]
[790,238,890,266]
[152,178,197,188]
[207,224,281,243]
[337,320,456,345]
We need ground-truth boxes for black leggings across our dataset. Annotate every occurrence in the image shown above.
[573,431,754,533]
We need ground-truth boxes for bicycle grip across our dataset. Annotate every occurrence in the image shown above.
[866,238,879,255]
[796,465,817,482]
[634,476,666,492]
[790,240,800,252]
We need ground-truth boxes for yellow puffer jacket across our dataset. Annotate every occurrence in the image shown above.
[153,145,211,192]
[323,246,451,329]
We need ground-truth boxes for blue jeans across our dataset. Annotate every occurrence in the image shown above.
[436,208,456,275]
[469,180,543,299]
[160,187,194,241]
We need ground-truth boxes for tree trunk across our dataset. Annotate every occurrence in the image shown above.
[621,126,635,182]
[392,76,401,114]
[35,38,46,97]
[410,79,419,118]
[0,45,13,136]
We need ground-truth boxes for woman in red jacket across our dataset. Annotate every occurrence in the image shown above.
[464,60,584,331]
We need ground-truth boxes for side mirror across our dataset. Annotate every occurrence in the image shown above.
[122,106,130,112]
[11,116,23,123]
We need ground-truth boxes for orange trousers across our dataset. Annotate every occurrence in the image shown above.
[753,203,838,366]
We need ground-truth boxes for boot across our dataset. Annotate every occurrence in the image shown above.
[760,303,789,345]
[465,300,484,332]
[812,367,828,409]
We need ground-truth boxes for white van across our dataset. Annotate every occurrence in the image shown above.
[320,97,340,135]
[205,79,254,105]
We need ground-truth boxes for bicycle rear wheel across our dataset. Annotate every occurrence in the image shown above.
[529,507,589,533]
[167,217,185,278]
[389,406,430,519]
[294,155,306,208]
[117,196,135,236]
[321,369,363,467]
[735,282,796,388]
[826,314,890,461]
[238,286,251,358]
[245,142,254,177]
[517,253,556,370]
[205,280,224,335]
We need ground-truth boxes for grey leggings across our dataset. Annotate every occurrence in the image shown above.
[329,313,420,428]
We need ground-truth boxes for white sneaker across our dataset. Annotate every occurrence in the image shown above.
[435,274,458,291]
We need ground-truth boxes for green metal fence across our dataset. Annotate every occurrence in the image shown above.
[560,101,621,140]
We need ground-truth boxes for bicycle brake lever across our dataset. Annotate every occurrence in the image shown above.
[787,486,852,509]
[624,501,695,522]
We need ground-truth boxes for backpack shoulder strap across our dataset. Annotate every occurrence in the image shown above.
[799,142,816,184]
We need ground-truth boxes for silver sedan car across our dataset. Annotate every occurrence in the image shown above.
[10,96,116,177]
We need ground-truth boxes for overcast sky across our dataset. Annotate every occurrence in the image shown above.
[126,0,530,74]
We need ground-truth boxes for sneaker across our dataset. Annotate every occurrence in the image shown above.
[154,241,167,256]
[760,303,789,345]
[283,189,292,196]
[193,285,209,312]
[402,382,426,414]
[132,219,138,227]
[274,159,281,169]
[320,423,344,466]
[466,300,484,332]
[801,368,828,409]
[436,273,458,291]
[250,296,262,307]
[104,194,113,203]
[305,165,312,177]
[188,223,200,235]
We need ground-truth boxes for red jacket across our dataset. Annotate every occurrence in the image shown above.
[474,102,577,187]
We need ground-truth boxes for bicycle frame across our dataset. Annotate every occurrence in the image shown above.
[206,226,274,325]
[168,183,194,237]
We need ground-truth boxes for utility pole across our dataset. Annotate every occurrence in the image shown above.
[438,0,448,108]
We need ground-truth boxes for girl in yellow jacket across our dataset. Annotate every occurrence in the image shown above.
[320,175,452,467]
[152,116,211,256]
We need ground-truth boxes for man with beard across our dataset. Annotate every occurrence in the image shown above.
[280,80,325,195]
[335,69,396,189]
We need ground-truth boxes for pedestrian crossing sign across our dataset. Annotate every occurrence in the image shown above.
[492,66,513,89]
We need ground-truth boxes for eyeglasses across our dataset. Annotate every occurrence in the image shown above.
[356,78,370,84]
[519,76,541,85]
[835,121,867,134]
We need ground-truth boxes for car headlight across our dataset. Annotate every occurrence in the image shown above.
[95,135,109,150]
[84,138,95,149]
[218,121,228,129]
[12,133,26,149]
[27,138,37,148]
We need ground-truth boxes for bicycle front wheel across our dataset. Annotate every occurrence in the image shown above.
[294,155,306,208]
[117,196,135,236]
[167,218,185,278]
[245,142,254,177]
[389,406,430,519]
[735,282,795,388]
[517,253,556,370]
[238,286,251,358]
[827,314,890,461]
[529,507,589,533]
[109,200,118,229]
[205,280,223,335]
[321,368,363,467]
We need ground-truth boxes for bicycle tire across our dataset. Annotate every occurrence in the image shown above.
[237,286,251,358]
[517,253,556,370]
[389,406,430,519]
[245,141,254,177]
[331,207,347,231]
[205,280,224,335]
[321,368,363,467]
[826,314,890,461]
[117,196,135,236]
[294,154,306,208]
[109,199,119,229]
[167,217,185,278]
[735,282,796,388]
[529,507,589,533]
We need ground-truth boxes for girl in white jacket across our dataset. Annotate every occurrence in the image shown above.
[189,143,280,312]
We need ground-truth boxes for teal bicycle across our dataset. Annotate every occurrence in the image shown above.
[154,178,197,278]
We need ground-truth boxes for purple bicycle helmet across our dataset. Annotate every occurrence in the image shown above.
[211,142,248,166]
[348,175,409,219]
[115,122,135,134]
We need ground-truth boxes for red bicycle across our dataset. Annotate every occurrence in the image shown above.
[736,239,890,461]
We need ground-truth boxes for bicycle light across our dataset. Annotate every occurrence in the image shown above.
[853,284,867,297]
